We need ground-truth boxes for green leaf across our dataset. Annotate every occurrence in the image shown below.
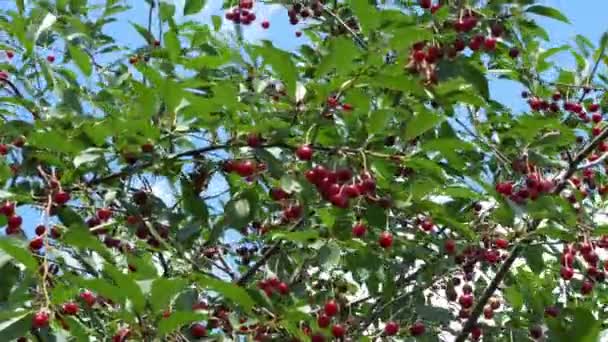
[63,226,114,261]
[566,308,601,342]
[184,0,206,15]
[73,148,104,168]
[0,239,37,271]
[224,197,251,229]
[211,15,222,31]
[197,276,255,313]
[404,110,445,140]
[57,206,85,227]
[349,0,379,33]
[164,28,180,62]
[254,42,298,97]
[104,263,146,313]
[68,44,92,76]
[158,311,207,335]
[316,37,360,77]
[437,58,489,99]
[0,312,33,341]
[35,13,57,42]
[271,230,319,243]
[150,278,188,313]
[318,242,341,268]
[526,5,570,24]
[504,286,523,311]
[131,22,154,44]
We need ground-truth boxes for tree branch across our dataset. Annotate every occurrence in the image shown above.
[235,218,305,286]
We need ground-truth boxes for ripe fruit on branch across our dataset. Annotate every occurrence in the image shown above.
[62,302,79,315]
[317,314,331,328]
[296,144,313,160]
[378,231,393,248]
[32,311,50,328]
[191,323,207,337]
[384,321,399,336]
[324,300,339,316]
[409,321,426,336]
[29,237,44,250]
[352,223,366,237]
[53,191,70,205]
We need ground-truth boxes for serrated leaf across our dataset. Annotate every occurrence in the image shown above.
[68,44,92,76]
[526,5,570,24]
[63,226,113,262]
[404,110,445,140]
[0,312,32,341]
[0,239,37,271]
[131,22,154,44]
[104,263,146,313]
[254,42,297,97]
[150,278,188,313]
[504,286,523,311]
[350,0,379,33]
[164,28,180,62]
[158,311,207,335]
[184,0,206,15]
[35,13,57,42]
[224,197,251,229]
[197,276,255,313]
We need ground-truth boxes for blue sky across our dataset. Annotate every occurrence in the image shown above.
[13,0,608,239]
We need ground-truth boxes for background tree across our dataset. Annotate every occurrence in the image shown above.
[0,0,607,341]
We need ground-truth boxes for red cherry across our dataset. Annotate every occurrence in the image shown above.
[483,37,497,51]
[530,325,543,339]
[80,290,97,307]
[62,302,79,315]
[418,0,431,9]
[32,311,50,328]
[413,50,426,63]
[581,280,594,295]
[46,55,55,63]
[494,238,509,249]
[378,231,393,248]
[330,192,349,208]
[247,133,262,147]
[261,20,270,29]
[471,326,482,340]
[296,145,313,160]
[420,218,433,231]
[97,208,112,221]
[593,113,603,123]
[409,321,425,336]
[317,314,331,328]
[327,96,339,108]
[53,191,70,205]
[459,294,474,308]
[589,103,600,112]
[35,225,46,236]
[444,239,456,254]
[50,226,61,239]
[29,237,44,250]
[5,50,14,59]
[0,144,8,156]
[191,323,207,338]
[509,47,520,58]
[430,4,441,13]
[141,142,154,153]
[311,334,325,342]
[544,306,559,318]
[593,126,602,136]
[352,223,366,237]
[491,23,504,37]
[8,215,22,229]
[324,300,339,316]
[235,160,256,177]
[560,266,574,280]
[384,321,399,336]
[331,324,346,338]
[270,187,289,201]
[277,282,289,295]
[129,56,138,65]
[341,103,353,111]
[483,306,494,319]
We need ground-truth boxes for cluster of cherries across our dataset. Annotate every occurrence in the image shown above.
[286,1,323,26]
[258,277,290,297]
[495,166,555,204]
[224,0,270,29]
[298,161,376,209]
[559,241,608,296]
[526,90,604,124]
